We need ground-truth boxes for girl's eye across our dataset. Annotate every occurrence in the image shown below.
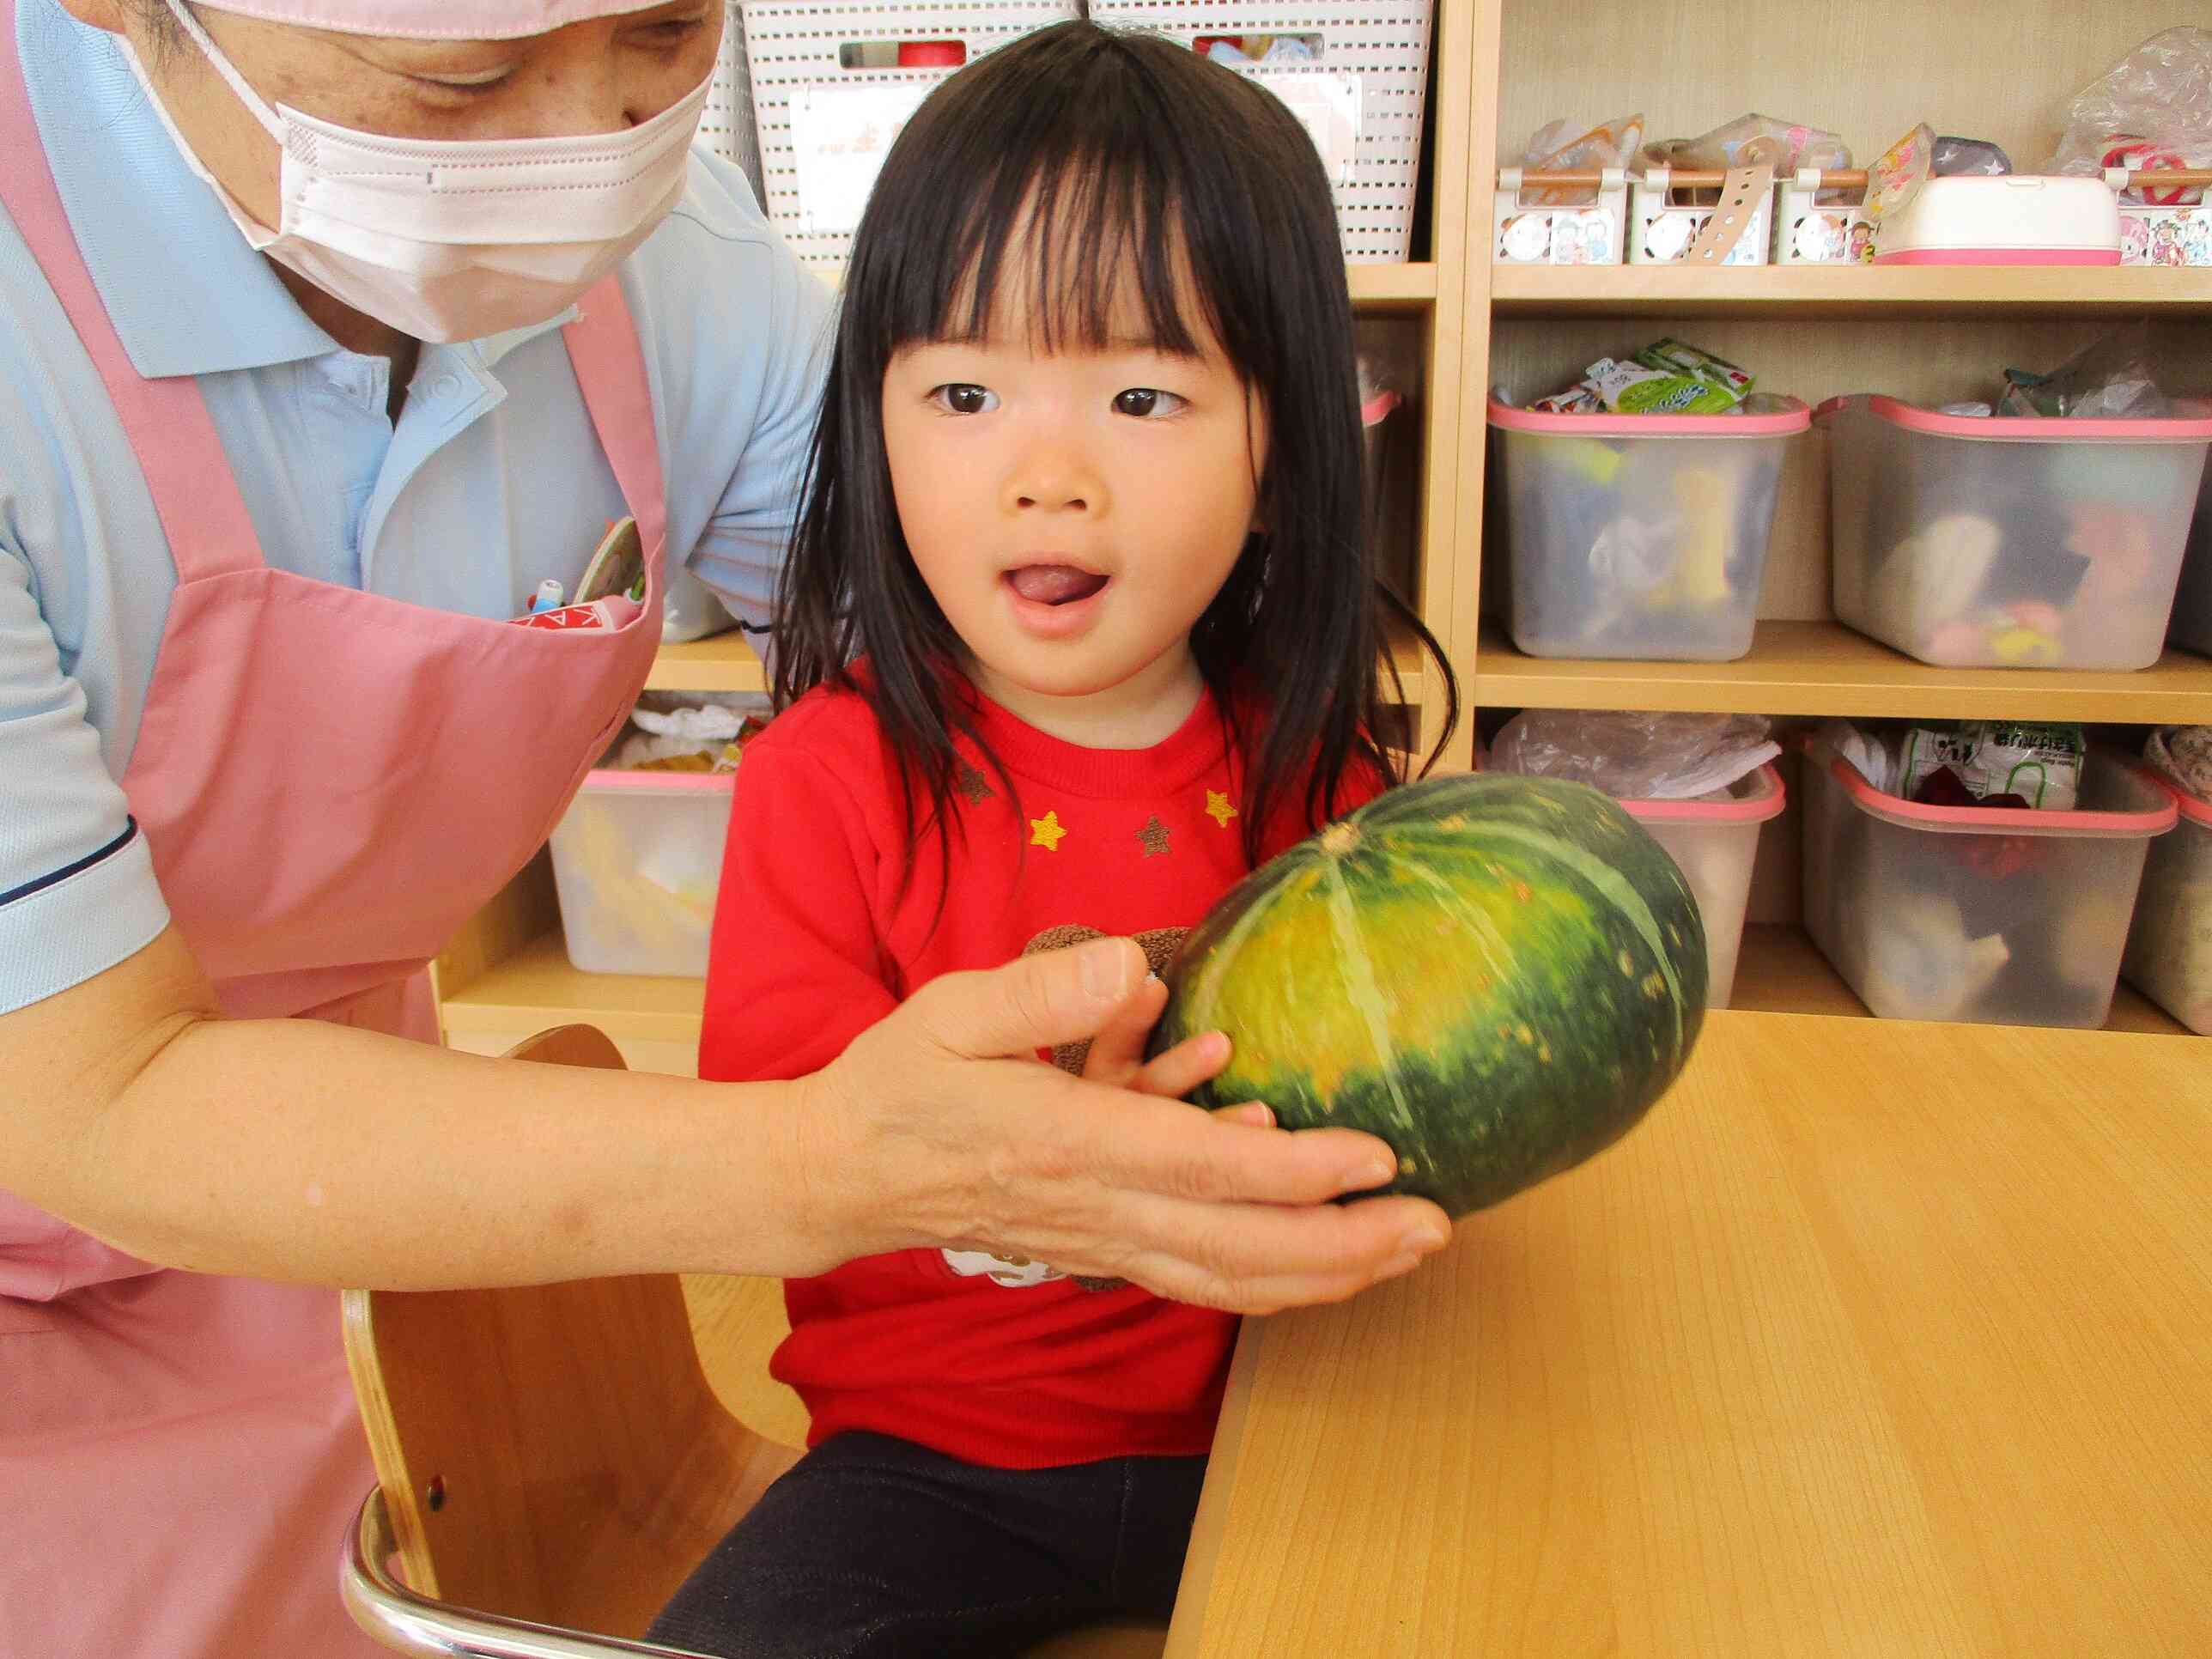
[931,384,1000,416]
[1114,388,1188,419]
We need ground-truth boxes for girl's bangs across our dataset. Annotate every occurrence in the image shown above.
[854,51,1248,365]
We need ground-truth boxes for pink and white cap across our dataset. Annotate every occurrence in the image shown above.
[196,0,678,41]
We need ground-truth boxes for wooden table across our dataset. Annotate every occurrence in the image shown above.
[1164,1012,2212,1658]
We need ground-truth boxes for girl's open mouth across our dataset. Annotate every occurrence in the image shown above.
[1005,565,1109,606]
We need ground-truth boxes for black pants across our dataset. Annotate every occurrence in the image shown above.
[648,1431,1206,1659]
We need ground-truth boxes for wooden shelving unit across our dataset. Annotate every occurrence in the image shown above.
[1454,0,2211,1041]
[1474,623,2212,722]
[1490,264,2212,319]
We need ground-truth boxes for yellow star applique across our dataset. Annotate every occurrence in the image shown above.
[1030,810,1066,852]
[1205,789,1238,829]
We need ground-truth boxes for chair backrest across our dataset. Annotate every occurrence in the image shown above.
[341,1024,799,1639]
[343,1023,1166,1658]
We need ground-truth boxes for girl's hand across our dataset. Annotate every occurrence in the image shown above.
[1075,969,1265,1125]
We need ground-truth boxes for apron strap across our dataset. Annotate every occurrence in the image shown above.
[0,18,265,584]
[562,276,671,587]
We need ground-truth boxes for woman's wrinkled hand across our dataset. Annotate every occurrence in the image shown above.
[793,937,1452,1314]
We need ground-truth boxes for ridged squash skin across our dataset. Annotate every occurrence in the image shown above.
[1152,774,1709,1218]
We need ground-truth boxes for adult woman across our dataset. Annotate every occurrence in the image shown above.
[0,3,1452,1653]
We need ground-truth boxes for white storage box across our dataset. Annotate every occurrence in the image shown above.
[2121,769,2212,1034]
[740,3,1078,266]
[1801,743,2176,1028]
[2172,471,2212,656]
[1090,3,1432,263]
[1492,167,1626,264]
[1874,175,2121,265]
[550,769,736,977]
[1621,763,1784,1008]
[1822,395,2212,671]
[2101,167,2212,267]
[1626,166,1771,266]
[1488,394,1810,661]
[1773,167,1873,265]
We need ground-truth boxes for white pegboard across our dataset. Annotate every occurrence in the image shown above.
[702,4,766,209]
[738,3,1079,265]
[1088,3,1431,263]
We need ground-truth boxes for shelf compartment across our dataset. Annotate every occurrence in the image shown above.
[1473,621,2212,722]
[1729,924,2191,1037]
[1349,262,1440,310]
[1487,264,2212,319]
[646,632,769,695]
[441,933,705,1045]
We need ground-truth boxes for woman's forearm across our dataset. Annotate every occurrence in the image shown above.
[3,929,819,1289]
[5,928,1450,1312]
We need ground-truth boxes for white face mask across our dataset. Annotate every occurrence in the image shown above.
[125,0,711,343]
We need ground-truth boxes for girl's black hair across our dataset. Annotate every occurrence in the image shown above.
[773,19,1460,876]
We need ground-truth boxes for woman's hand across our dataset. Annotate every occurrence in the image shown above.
[793,938,1452,1314]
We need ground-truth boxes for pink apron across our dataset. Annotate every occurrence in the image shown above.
[0,18,670,1653]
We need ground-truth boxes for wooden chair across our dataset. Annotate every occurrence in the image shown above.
[339,1024,1168,1659]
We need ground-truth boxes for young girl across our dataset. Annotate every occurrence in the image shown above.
[654,21,1459,1657]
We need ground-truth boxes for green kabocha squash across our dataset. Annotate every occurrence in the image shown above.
[1151,774,1708,1218]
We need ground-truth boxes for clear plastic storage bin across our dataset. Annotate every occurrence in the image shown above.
[1823,395,2212,671]
[1621,763,1784,1008]
[549,769,736,977]
[2171,471,2212,656]
[1801,743,2176,1028]
[1488,395,1809,661]
[2121,769,2212,1035]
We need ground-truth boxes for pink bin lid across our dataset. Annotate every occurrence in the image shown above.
[2138,765,2212,830]
[1487,394,1811,439]
[1620,761,1786,823]
[1814,393,2212,445]
[580,766,736,795]
[1814,744,2176,839]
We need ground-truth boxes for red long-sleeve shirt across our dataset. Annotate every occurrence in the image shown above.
[699,676,1371,1468]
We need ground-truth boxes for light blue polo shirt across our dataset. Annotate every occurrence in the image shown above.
[0,0,833,1013]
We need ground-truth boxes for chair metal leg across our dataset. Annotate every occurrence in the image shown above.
[342,1488,715,1659]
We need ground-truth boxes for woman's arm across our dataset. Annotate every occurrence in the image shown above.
[1,926,1448,1310]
